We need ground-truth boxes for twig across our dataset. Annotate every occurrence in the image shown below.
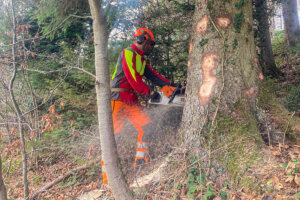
[207,15,225,128]
[29,158,100,200]
[25,66,96,79]
[0,122,32,130]
[206,14,226,174]
[266,120,271,146]
[69,14,92,19]
[25,146,65,155]
[282,111,295,146]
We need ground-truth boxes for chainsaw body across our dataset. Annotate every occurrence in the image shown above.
[148,85,185,107]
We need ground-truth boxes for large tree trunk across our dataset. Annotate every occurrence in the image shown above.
[0,156,8,200]
[254,0,283,78]
[282,0,300,46]
[182,0,264,186]
[87,0,133,199]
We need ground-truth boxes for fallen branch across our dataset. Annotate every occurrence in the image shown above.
[29,158,100,200]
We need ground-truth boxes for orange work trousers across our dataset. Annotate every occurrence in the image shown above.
[101,100,152,184]
[112,100,151,165]
[111,100,151,136]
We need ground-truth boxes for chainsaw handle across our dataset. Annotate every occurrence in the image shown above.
[168,84,180,104]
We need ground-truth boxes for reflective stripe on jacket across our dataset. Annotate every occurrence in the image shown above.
[110,44,170,104]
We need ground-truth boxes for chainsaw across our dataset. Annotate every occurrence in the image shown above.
[148,84,185,107]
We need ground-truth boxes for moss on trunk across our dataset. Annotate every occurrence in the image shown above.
[213,101,264,188]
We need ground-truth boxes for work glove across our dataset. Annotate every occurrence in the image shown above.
[149,91,161,102]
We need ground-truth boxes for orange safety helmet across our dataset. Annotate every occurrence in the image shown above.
[133,28,155,45]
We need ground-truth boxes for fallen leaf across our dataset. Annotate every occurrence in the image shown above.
[88,145,94,159]
[60,100,64,108]
[295,175,300,186]
[269,176,279,184]
[285,161,296,172]
[206,181,213,186]
[213,197,222,200]
[289,151,297,160]
[285,176,294,183]
[275,183,284,190]
[273,151,281,156]
[275,195,283,200]
[279,143,289,149]
[240,192,254,199]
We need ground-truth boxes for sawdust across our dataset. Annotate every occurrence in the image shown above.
[130,154,171,188]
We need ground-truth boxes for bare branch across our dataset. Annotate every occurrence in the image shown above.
[29,159,100,200]
[69,14,92,19]
[25,66,96,79]
[69,66,96,78]
[0,122,32,131]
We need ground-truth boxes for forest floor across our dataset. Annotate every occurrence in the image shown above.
[4,34,300,199]
[5,137,300,200]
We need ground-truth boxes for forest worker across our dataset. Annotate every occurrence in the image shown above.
[108,28,174,173]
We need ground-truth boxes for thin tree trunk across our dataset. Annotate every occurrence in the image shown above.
[21,21,40,138]
[280,6,284,30]
[0,156,8,200]
[269,1,276,39]
[282,0,299,46]
[88,0,133,199]
[254,0,283,78]
[9,0,29,198]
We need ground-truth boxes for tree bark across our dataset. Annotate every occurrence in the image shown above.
[87,0,133,199]
[9,0,29,198]
[182,0,264,186]
[0,156,8,200]
[282,0,300,46]
[254,0,283,78]
[269,2,276,40]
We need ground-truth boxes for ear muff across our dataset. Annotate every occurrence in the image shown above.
[137,30,152,44]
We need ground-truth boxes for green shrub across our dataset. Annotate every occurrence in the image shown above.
[284,87,300,112]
